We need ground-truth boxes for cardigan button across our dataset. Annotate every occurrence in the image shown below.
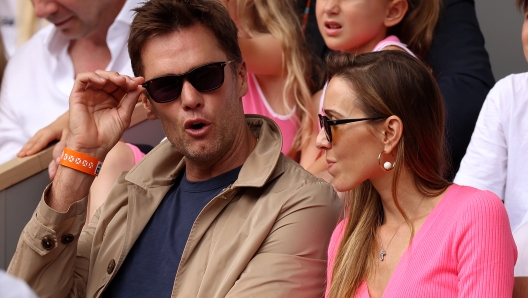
[41,236,55,250]
[61,234,75,244]
[107,259,116,274]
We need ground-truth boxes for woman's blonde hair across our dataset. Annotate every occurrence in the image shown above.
[235,0,320,159]
[325,51,451,298]
[390,0,441,59]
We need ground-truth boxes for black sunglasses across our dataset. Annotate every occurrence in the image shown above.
[142,60,236,103]
[318,114,386,142]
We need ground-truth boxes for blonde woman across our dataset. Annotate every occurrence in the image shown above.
[223,0,321,161]
[318,51,516,297]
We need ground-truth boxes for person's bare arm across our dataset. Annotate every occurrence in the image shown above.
[86,141,136,226]
[17,111,70,157]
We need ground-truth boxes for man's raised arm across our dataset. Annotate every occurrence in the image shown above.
[7,71,144,297]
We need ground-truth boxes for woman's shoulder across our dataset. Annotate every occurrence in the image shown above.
[446,184,504,213]
[443,184,509,230]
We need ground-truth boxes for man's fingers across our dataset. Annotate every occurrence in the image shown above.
[117,85,145,123]
[73,71,144,103]
[75,72,107,92]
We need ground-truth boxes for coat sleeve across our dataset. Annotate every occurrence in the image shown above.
[225,180,342,298]
[425,0,495,175]
[7,184,95,298]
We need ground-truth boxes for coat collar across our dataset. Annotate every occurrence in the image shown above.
[125,115,284,189]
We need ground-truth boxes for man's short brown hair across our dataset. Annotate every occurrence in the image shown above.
[128,0,242,77]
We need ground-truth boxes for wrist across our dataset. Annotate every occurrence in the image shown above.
[59,148,104,176]
[65,139,110,160]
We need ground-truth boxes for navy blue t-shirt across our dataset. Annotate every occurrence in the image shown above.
[103,166,241,297]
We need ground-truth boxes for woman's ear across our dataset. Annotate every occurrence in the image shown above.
[385,0,408,28]
[140,93,158,120]
[381,115,403,153]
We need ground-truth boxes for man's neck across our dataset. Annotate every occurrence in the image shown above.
[185,125,257,182]
[67,0,127,75]
[69,38,112,75]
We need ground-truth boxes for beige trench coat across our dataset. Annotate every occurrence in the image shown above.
[8,116,342,297]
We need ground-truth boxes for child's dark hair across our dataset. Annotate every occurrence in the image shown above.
[388,0,441,59]
[516,0,528,11]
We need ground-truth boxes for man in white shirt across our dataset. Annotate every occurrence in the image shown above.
[454,0,528,233]
[0,0,143,165]
[0,0,18,57]
[0,270,37,298]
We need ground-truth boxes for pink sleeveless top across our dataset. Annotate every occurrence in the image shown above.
[125,143,146,164]
[243,72,297,154]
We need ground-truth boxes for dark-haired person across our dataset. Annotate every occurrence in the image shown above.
[455,1,528,296]
[318,51,516,298]
[455,0,528,234]
[7,0,341,297]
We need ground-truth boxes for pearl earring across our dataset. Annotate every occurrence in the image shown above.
[378,151,395,171]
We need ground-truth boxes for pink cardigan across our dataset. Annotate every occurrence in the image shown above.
[326,184,517,297]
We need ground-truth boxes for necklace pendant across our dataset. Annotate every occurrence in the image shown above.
[379,249,386,261]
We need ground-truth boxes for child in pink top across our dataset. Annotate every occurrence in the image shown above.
[243,73,297,154]
[302,0,440,174]
[222,0,319,160]
[316,51,516,297]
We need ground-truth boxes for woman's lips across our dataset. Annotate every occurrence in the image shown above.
[326,160,336,171]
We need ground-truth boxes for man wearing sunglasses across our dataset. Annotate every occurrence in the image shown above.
[7,0,341,297]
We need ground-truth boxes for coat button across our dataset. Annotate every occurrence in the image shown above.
[107,259,116,274]
[41,236,55,250]
[61,234,75,244]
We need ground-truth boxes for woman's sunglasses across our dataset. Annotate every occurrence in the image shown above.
[142,60,236,103]
[318,114,386,142]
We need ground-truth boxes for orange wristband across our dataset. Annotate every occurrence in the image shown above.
[59,148,104,176]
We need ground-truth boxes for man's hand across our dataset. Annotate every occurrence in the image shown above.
[45,71,145,212]
[66,71,145,158]
[17,112,70,157]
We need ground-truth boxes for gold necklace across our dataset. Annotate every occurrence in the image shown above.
[377,194,426,261]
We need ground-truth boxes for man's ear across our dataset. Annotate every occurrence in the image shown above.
[380,115,403,153]
[385,0,408,28]
[237,59,248,99]
[140,93,158,120]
